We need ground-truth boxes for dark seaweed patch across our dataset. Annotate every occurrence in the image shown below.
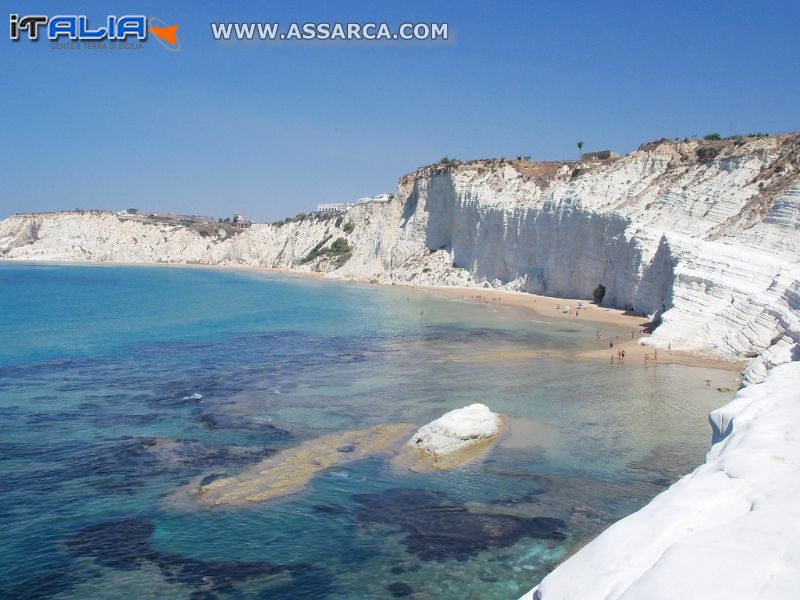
[2,568,97,600]
[189,592,220,600]
[155,553,286,593]
[65,517,325,596]
[88,412,164,427]
[312,503,349,514]
[65,518,157,569]
[354,488,566,560]
[52,438,273,495]
[200,413,290,437]
[387,581,414,596]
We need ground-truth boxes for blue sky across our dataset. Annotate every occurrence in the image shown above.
[2,1,799,221]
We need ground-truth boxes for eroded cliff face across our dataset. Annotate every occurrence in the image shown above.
[2,134,799,377]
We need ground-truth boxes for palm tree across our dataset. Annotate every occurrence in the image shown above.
[577,141,584,160]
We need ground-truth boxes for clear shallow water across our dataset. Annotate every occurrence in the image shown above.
[0,263,738,599]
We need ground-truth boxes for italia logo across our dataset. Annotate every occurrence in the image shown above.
[9,14,180,50]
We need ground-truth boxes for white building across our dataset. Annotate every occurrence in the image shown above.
[232,213,251,229]
[315,195,392,215]
[315,203,353,214]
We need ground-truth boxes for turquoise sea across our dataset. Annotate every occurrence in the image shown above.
[0,263,737,599]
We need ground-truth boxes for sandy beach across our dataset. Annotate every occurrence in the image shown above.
[417,285,745,374]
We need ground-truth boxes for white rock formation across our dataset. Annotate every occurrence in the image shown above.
[523,361,800,600]
[409,403,501,457]
[3,135,799,379]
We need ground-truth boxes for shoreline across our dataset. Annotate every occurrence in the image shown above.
[415,285,745,373]
[2,257,746,374]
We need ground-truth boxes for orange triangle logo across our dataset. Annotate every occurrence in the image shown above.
[150,24,178,45]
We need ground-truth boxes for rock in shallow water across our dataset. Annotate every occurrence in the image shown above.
[403,403,502,470]
[180,423,414,506]
[410,403,501,455]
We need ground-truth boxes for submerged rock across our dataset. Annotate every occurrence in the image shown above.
[403,403,502,470]
[179,423,414,506]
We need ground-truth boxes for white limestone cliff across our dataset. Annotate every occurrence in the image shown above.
[523,361,800,600]
[3,135,798,379]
